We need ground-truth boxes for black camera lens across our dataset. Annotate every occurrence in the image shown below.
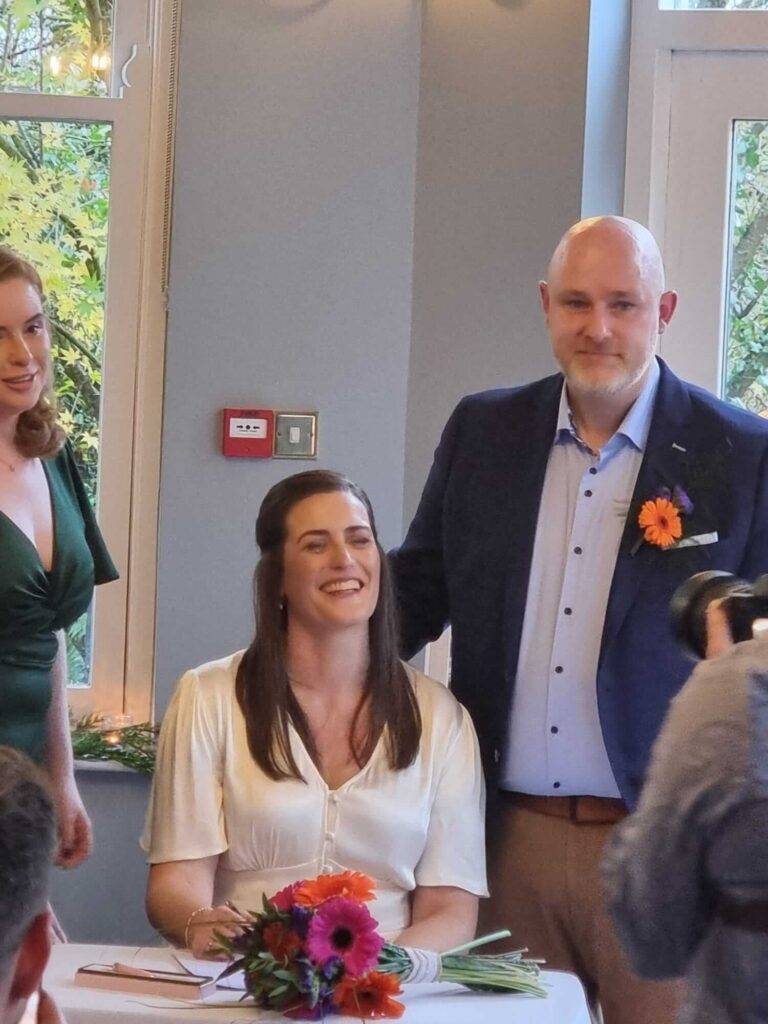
[670,571,750,661]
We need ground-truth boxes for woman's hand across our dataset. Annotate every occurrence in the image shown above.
[51,779,93,868]
[185,905,247,959]
[36,991,66,1024]
[18,990,65,1024]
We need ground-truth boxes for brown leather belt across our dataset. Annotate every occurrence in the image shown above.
[718,894,768,933]
[500,790,627,825]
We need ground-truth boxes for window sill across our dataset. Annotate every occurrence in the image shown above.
[74,758,146,775]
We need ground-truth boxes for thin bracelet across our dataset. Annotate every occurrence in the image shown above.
[184,905,213,950]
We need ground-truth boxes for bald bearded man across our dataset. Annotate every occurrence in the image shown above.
[390,217,768,1023]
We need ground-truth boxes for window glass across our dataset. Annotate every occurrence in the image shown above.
[723,120,768,415]
[0,116,112,684]
[0,0,113,97]
[660,1,768,9]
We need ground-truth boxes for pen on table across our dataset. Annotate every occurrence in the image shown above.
[112,963,158,978]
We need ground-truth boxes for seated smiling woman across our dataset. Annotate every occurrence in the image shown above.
[143,470,487,959]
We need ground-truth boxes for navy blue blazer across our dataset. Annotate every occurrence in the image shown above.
[391,360,768,807]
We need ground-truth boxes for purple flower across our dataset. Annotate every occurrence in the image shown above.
[655,485,672,501]
[673,485,694,515]
[283,963,336,1020]
[291,904,312,939]
[321,956,342,981]
[295,957,321,996]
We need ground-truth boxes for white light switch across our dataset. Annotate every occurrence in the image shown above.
[289,426,301,444]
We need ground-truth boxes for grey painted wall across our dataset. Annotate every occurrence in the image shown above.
[403,0,592,522]
[154,0,423,711]
[50,768,155,945]
[57,0,632,944]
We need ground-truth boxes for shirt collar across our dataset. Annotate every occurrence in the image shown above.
[555,357,660,453]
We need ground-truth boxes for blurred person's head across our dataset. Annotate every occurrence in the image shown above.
[0,747,56,1024]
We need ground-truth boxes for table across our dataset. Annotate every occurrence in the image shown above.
[45,945,591,1023]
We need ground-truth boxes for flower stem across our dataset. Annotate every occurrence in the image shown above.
[442,930,512,955]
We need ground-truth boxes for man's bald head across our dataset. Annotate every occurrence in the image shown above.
[547,216,667,298]
[539,216,677,407]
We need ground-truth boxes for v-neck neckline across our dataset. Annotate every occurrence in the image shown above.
[288,720,386,793]
[0,458,57,575]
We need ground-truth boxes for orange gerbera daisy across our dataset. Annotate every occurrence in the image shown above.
[638,497,682,548]
[332,971,405,1020]
[294,871,376,908]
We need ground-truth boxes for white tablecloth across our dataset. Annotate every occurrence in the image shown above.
[45,945,591,1024]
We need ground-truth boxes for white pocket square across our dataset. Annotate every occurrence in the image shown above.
[670,531,719,550]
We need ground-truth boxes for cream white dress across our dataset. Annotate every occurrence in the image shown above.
[142,652,488,936]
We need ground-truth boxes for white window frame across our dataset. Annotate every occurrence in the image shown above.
[625,2,768,235]
[625,2,768,394]
[0,1,179,721]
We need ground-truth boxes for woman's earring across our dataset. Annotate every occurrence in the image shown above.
[279,596,286,611]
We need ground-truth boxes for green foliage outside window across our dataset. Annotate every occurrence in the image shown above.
[726,122,768,413]
[0,117,111,503]
[0,0,112,97]
[0,2,113,683]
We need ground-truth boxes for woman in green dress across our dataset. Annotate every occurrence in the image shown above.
[0,247,118,868]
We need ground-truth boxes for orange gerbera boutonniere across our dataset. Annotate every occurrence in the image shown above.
[638,496,683,548]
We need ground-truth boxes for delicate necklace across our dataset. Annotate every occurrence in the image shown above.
[0,452,19,473]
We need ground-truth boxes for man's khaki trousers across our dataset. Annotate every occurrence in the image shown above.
[478,797,685,1024]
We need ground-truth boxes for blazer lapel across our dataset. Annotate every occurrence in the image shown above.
[600,361,695,661]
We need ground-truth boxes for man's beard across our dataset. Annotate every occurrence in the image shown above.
[563,351,654,397]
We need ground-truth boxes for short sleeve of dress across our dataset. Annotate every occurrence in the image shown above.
[58,442,118,585]
[141,668,228,862]
[415,700,488,896]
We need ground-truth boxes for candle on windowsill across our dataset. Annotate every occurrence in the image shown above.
[101,713,133,745]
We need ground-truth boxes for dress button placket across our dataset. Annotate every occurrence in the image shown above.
[321,791,339,872]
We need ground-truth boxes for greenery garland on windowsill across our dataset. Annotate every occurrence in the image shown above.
[70,714,158,775]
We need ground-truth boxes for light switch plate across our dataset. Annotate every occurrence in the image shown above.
[274,412,317,459]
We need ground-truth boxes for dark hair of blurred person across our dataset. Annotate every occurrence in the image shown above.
[0,746,58,1024]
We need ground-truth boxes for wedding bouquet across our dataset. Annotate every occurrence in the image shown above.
[216,870,545,1020]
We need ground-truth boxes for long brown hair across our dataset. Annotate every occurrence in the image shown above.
[0,246,65,458]
[235,470,421,781]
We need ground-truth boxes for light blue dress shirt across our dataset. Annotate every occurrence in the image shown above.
[501,359,660,797]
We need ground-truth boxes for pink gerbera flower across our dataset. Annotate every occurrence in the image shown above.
[306,897,383,976]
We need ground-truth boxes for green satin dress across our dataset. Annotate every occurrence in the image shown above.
[0,443,118,761]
